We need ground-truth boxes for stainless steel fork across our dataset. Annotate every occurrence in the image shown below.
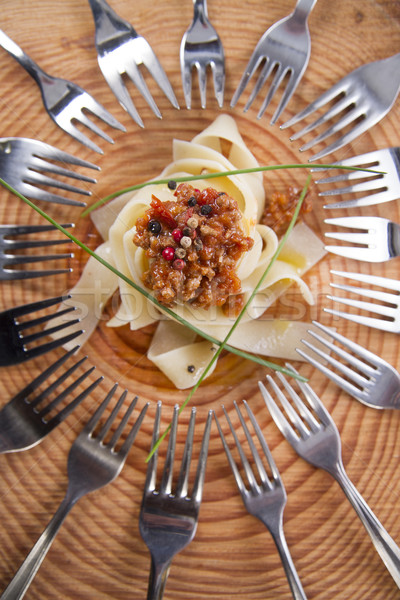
[0,346,102,453]
[259,365,400,590]
[140,403,212,600]
[314,147,400,209]
[231,0,317,124]
[282,52,400,161]
[296,320,400,410]
[1,384,148,600]
[324,216,400,263]
[180,0,225,109]
[0,29,125,154]
[215,401,307,600]
[88,0,179,128]
[0,295,82,366]
[326,269,400,333]
[0,137,98,207]
[0,224,74,280]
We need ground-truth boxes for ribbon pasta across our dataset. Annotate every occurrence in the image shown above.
[58,115,326,388]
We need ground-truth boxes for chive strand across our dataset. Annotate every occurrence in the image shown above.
[80,163,384,216]
[146,174,312,460]
[0,177,306,381]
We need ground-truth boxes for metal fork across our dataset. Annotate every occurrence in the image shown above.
[180,0,225,109]
[313,147,400,209]
[231,0,317,124]
[88,0,179,128]
[0,224,74,280]
[296,320,400,410]
[326,269,400,334]
[0,29,125,154]
[324,216,400,263]
[282,52,400,161]
[0,295,83,366]
[259,365,400,590]
[1,384,148,600]
[0,137,99,207]
[0,346,102,453]
[215,401,307,600]
[140,403,212,600]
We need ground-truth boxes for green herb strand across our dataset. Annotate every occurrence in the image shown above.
[146,174,312,461]
[80,163,384,216]
[0,177,306,381]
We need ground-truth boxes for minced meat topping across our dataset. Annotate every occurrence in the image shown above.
[133,183,254,313]
[261,187,312,237]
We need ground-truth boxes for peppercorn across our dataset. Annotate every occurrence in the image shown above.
[187,365,195,373]
[180,236,192,249]
[200,204,212,215]
[167,180,177,190]
[193,238,203,251]
[175,247,187,259]
[187,216,199,229]
[188,196,197,207]
[172,228,183,243]
[173,259,185,270]
[162,246,175,261]
[182,226,191,237]
[147,220,162,235]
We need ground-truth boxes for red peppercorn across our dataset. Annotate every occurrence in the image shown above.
[172,228,183,243]
[173,259,185,270]
[162,247,175,261]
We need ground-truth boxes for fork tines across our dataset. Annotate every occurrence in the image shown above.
[0,346,103,453]
[231,0,316,124]
[21,349,100,427]
[281,54,400,161]
[0,29,126,155]
[313,147,400,209]
[215,401,280,498]
[0,295,83,366]
[88,0,179,128]
[0,224,74,280]
[140,402,212,598]
[145,403,212,500]
[0,137,99,207]
[180,0,225,109]
[323,216,398,263]
[82,383,148,460]
[326,270,400,333]
[296,320,400,410]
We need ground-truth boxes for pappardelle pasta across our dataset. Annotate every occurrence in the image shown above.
[56,115,326,388]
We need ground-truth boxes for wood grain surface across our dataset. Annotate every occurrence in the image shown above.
[0,1,399,598]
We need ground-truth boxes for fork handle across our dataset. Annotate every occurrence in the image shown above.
[87,0,137,38]
[0,29,51,88]
[269,520,307,600]
[334,462,400,589]
[146,558,171,600]
[293,0,318,21]
[1,495,76,600]
[389,221,400,258]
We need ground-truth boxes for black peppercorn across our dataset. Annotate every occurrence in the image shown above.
[200,204,212,215]
[147,219,162,235]
[187,365,195,373]
[167,180,177,190]
[188,196,197,207]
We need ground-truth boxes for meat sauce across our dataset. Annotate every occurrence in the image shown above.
[133,182,312,315]
[261,187,312,237]
[133,183,254,314]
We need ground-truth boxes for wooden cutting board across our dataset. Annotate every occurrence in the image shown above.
[0,1,399,598]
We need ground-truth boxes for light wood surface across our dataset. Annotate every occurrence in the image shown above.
[0,1,399,598]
